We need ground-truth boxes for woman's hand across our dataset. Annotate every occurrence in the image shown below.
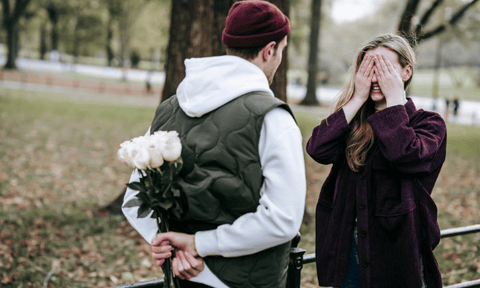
[352,54,375,104]
[374,54,405,107]
[343,55,375,123]
[172,250,205,280]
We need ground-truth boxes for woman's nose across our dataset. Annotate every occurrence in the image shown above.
[372,73,377,82]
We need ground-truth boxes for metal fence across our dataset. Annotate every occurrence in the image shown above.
[111,224,480,288]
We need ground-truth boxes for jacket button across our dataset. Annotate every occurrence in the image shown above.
[360,231,367,238]
[362,261,369,267]
[359,203,365,210]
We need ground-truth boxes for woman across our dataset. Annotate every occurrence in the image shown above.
[306,34,446,288]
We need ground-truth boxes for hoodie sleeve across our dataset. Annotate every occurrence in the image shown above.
[195,107,306,257]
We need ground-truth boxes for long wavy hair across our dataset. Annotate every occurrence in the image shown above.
[332,34,416,172]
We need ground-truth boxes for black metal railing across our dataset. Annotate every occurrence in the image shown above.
[111,224,480,288]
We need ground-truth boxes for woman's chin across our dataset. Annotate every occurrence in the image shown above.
[370,92,384,102]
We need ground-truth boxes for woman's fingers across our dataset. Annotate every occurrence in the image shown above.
[365,56,375,79]
[382,54,396,74]
[359,55,373,77]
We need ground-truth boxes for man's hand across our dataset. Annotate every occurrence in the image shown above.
[172,250,204,280]
[152,239,173,266]
[152,232,198,258]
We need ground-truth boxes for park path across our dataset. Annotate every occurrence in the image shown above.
[1,56,479,126]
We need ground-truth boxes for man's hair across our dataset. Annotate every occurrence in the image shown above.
[226,41,281,60]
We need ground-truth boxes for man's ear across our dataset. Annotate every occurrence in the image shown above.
[261,41,277,62]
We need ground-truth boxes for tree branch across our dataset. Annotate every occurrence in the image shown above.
[449,0,479,25]
[415,0,443,36]
[397,0,421,35]
[419,0,480,41]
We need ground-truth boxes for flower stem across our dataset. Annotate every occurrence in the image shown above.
[155,208,180,288]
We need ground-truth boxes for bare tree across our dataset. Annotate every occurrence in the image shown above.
[1,0,31,69]
[46,3,59,51]
[398,0,480,46]
[103,0,123,66]
[300,0,321,106]
[162,0,290,102]
[269,0,290,102]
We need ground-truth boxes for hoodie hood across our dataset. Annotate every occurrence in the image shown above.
[176,55,274,117]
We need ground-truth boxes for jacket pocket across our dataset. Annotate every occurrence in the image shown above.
[317,165,342,209]
[374,176,417,217]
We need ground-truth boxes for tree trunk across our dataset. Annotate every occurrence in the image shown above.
[161,0,289,102]
[2,0,31,70]
[47,4,59,51]
[106,20,114,66]
[269,0,289,102]
[40,22,47,60]
[119,14,130,68]
[4,20,18,69]
[300,0,321,106]
[431,38,443,111]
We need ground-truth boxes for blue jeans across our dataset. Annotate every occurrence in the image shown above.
[334,224,427,288]
[342,224,361,288]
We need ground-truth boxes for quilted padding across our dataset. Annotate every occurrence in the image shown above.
[150,92,293,288]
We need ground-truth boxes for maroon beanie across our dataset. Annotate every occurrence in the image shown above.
[222,0,290,48]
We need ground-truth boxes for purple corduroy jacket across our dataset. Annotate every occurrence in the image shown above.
[306,99,446,288]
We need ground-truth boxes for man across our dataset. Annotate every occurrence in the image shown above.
[122,1,306,287]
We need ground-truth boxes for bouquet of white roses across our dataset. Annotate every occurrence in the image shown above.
[118,130,184,288]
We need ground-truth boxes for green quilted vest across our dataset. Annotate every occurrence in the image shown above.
[150,92,294,288]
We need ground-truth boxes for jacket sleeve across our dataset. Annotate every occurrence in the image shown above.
[368,105,446,174]
[306,108,353,164]
[195,108,306,257]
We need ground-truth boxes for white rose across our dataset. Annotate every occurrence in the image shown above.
[162,131,182,161]
[148,138,165,169]
[130,136,151,170]
[118,140,135,168]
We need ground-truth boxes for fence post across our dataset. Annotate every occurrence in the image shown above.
[286,233,306,288]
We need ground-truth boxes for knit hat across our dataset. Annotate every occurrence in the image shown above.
[222,0,290,48]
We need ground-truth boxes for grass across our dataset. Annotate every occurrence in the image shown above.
[1,88,479,287]
[409,67,480,102]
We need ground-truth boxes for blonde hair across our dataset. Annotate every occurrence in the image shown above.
[332,34,416,172]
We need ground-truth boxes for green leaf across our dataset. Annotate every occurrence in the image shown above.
[137,204,152,218]
[123,198,143,208]
[157,200,174,211]
[171,186,181,198]
[126,182,146,192]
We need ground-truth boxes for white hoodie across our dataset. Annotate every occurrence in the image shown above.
[122,55,306,288]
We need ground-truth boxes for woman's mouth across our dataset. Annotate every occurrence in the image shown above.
[371,84,381,93]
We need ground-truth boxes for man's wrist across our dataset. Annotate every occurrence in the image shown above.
[190,234,199,257]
